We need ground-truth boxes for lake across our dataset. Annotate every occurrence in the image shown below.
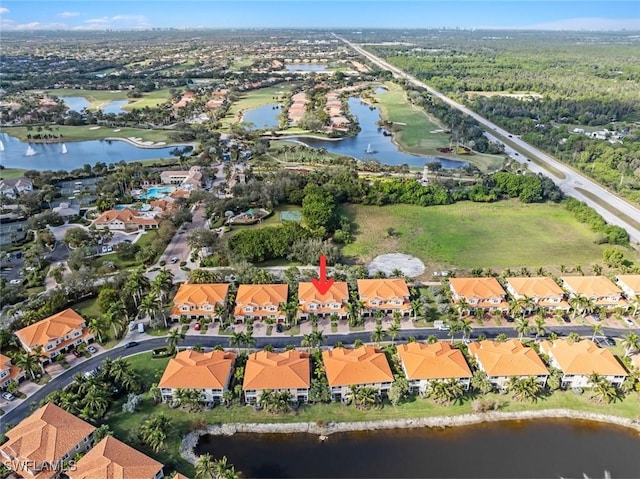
[286,64,327,72]
[195,420,640,478]
[61,96,90,112]
[242,103,282,130]
[290,98,467,168]
[101,100,129,115]
[0,132,175,171]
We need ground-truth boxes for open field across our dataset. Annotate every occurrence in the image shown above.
[1,125,174,143]
[220,84,294,129]
[373,83,504,172]
[229,204,303,234]
[341,201,630,270]
[32,88,173,110]
[104,351,640,478]
[0,168,27,179]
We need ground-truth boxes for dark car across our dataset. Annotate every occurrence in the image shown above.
[71,349,82,358]
[124,341,139,349]
[276,323,284,333]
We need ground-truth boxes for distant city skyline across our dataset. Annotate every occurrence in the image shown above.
[1,1,639,31]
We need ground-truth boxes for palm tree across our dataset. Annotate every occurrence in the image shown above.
[447,320,461,344]
[534,316,546,339]
[354,386,378,410]
[387,322,400,346]
[301,333,314,353]
[427,379,465,405]
[410,299,423,319]
[140,414,170,453]
[371,325,386,346]
[244,329,256,354]
[166,328,185,355]
[508,298,522,319]
[471,370,494,394]
[459,318,472,340]
[229,332,244,353]
[621,333,640,357]
[567,332,582,343]
[214,456,238,479]
[195,453,216,479]
[518,296,535,318]
[140,294,159,321]
[506,376,542,402]
[88,317,108,344]
[515,317,531,340]
[14,350,41,380]
[591,323,603,341]
[454,298,469,320]
[588,373,618,403]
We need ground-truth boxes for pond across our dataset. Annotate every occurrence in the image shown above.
[100,100,129,115]
[242,103,282,130]
[0,132,176,171]
[286,64,328,72]
[61,96,90,112]
[195,419,640,478]
[290,98,466,169]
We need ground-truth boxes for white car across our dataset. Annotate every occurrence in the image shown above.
[1,392,15,401]
[434,320,450,331]
[9,279,21,285]
[624,317,635,327]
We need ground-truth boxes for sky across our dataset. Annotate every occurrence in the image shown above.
[0,1,639,31]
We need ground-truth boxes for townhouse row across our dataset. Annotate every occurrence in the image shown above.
[0,403,166,479]
[170,278,412,323]
[449,275,640,313]
[158,338,632,406]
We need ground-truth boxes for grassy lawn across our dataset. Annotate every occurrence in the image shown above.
[228,205,303,235]
[33,88,173,111]
[73,297,101,317]
[1,125,174,143]
[220,85,294,129]
[0,168,27,179]
[373,83,504,172]
[341,201,626,270]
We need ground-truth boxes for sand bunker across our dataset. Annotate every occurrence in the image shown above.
[367,253,425,278]
[89,126,101,130]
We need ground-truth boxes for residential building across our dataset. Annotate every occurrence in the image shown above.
[561,276,626,309]
[540,339,628,389]
[0,353,25,391]
[93,208,159,231]
[0,403,95,479]
[159,166,203,189]
[233,284,288,323]
[170,283,230,321]
[15,308,94,366]
[158,350,236,403]
[322,346,394,402]
[505,277,570,311]
[356,279,412,316]
[297,281,349,320]
[616,275,640,299]
[51,202,80,221]
[397,342,473,395]
[468,340,549,390]
[448,277,509,312]
[243,350,310,404]
[0,177,33,199]
[68,436,164,479]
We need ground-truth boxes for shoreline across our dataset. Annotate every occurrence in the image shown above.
[102,137,195,149]
[179,409,640,464]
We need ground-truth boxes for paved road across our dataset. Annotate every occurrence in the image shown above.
[3,324,634,427]
[335,34,640,246]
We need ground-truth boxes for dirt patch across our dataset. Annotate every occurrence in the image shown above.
[368,253,425,278]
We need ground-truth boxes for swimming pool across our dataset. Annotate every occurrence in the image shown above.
[115,204,152,211]
[138,187,175,199]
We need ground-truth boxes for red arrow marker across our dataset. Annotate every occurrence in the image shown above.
[312,255,334,295]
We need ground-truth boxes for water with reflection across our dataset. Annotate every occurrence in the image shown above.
[290,98,466,168]
[243,104,282,129]
[101,100,129,115]
[0,132,175,171]
[195,419,640,478]
[60,97,90,112]
[286,64,327,72]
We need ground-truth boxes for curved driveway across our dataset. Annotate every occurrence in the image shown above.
[3,325,633,426]
[335,34,640,246]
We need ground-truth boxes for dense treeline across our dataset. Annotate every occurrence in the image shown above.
[564,198,629,246]
[227,223,309,263]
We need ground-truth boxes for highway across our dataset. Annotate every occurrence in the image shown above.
[1,324,631,427]
[335,34,640,246]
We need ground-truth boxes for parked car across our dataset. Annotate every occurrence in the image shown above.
[87,345,97,354]
[624,317,635,327]
[2,392,15,401]
[194,322,201,331]
[170,257,179,264]
[72,349,82,358]
[276,323,284,333]
[9,279,21,285]
[595,337,616,347]
[434,320,450,331]
[124,341,139,349]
